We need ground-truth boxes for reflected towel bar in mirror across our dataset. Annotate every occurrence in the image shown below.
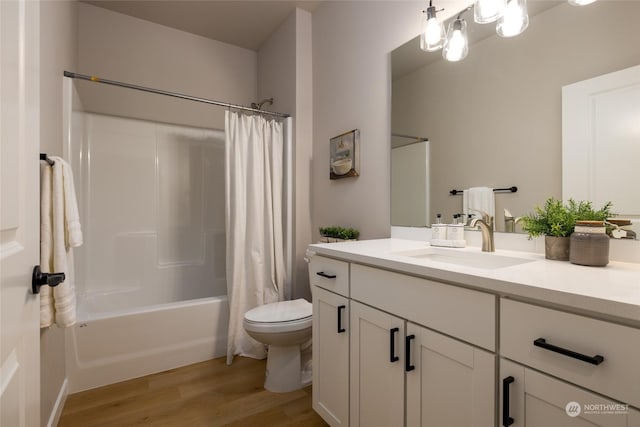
[449,186,517,196]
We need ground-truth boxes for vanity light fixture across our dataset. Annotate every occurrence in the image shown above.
[474,0,506,24]
[496,0,529,38]
[420,0,446,52]
[568,0,597,5]
[443,9,470,62]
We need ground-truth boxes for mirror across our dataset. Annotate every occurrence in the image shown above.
[391,1,640,232]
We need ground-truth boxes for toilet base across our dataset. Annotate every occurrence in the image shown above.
[264,344,311,393]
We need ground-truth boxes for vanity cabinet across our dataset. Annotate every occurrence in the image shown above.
[500,358,640,427]
[311,256,497,427]
[500,298,640,427]
[309,255,350,426]
[405,322,495,427]
[501,299,640,408]
[309,241,640,427]
[312,286,349,427]
[349,301,404,426]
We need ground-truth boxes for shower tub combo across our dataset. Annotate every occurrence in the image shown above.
[64,80,230,392]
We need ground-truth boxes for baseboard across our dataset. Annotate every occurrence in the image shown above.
[47,377,68,427]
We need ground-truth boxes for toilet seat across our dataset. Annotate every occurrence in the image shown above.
[243,299,312,334]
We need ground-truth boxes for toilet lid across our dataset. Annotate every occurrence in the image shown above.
[244,299,312,323]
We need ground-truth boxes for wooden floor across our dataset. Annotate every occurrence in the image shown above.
[58,356,328,427]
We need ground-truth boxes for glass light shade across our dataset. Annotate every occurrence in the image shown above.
[568,0,597,5]
[496,0,529,38]
[420,7,446,51]
[474,0,507,24]
[443,18,469,62]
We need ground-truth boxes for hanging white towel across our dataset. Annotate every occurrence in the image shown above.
[463,187,495,223]
[40,156,83,328]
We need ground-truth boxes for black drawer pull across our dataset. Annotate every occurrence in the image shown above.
[337,305,346,333]
[502,376,515,426]
[533,338,604,365]
[405,334,415,372]
[389,328,400,363]
[316,271,337,279]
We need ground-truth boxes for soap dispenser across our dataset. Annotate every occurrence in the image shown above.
[431,213,448,243]
[447,214,466,247]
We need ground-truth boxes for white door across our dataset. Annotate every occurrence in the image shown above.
[562,64,640,219]
[0,0,41,426]
[406,323,495,427]
[349,301,404,427]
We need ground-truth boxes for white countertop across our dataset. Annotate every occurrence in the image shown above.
[308,238,640,324]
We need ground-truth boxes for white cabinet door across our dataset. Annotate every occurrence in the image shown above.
[406,323,495,427]
[350,301,404,427]
[500,359,632,427]
[0,0,41,426]
[313,287,349,427]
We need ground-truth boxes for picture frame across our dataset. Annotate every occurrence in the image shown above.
[329,129,360,180]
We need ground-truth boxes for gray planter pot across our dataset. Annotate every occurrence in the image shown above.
[545,236,570,261]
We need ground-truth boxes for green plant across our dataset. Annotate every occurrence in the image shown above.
[319,226,360,240]
[567,199,613,221]
[521,198,614,238]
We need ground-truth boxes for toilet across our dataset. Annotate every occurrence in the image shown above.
[243,298,312,392]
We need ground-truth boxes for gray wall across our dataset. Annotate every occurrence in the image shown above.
[76,2,258,130]
[258,9,314,301]
[311,1,468,240]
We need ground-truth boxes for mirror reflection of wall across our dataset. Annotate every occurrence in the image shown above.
[391,1,640,232]
[391,135,429,226]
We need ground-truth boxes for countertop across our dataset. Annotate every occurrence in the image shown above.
[308,238,640,324]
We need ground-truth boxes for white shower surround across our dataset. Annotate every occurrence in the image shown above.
[63,79,232,391]
[70,111,227,312]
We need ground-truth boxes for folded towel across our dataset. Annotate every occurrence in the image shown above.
[40,156,82,328]
[463,187,495,224]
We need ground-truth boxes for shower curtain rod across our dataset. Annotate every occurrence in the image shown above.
[63,71,290,118]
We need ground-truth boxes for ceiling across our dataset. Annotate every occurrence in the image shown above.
[83,0,323,51]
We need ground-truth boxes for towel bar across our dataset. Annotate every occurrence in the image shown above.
[450,186,517,196]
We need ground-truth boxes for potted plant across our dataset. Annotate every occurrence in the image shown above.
[521,198,613,261]
[319,226,360,243]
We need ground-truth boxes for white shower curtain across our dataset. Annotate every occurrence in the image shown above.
[225,110,286,364]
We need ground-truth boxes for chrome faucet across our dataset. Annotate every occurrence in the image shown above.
[468,210,495,252]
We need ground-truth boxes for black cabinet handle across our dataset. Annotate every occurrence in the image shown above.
[389,328,400,363]
[337,305,346,333]
[502,376,515,426]
[316,271,337,279]
[533,338,604,365]
[405,334,415,372]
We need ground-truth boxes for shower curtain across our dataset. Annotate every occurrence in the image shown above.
[225,110,286,364]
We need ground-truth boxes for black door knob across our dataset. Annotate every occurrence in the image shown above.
[32,265,65,294]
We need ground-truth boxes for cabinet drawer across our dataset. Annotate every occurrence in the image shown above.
[309,256,349,297]
[501,299,640,408]
[351,264,496,351]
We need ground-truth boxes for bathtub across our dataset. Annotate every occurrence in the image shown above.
[65,296,228,393]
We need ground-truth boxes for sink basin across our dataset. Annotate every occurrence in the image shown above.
[392,248,535,270]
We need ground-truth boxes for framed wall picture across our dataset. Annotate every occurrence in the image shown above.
[329,129,360,180]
